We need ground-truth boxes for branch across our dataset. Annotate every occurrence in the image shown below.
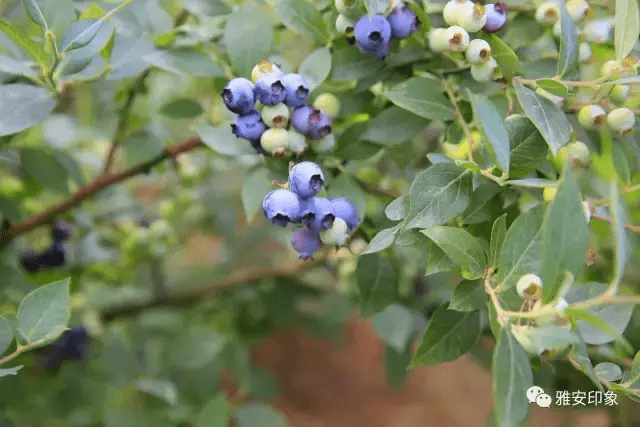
[0,137,204,245]
[591,213,640,233]
[101,256,327,320]
[0,339,45,366]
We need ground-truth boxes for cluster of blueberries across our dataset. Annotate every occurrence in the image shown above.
[221,61,333,156]
[37,327,89,372]
[262,161,359,259]
[20,221,70,272]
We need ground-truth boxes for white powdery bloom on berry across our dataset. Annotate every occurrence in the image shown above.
[428,28,449,53]
[465,39,491,63]
[535,2,560,26]
[443,0,472,26]
[607,108,636,134]
[458,2,487,33]
[516,273,543,298]
[444,25,469,52]
[470,57,497,81]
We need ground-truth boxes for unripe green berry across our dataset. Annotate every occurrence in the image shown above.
[261,103,290,128]
[335,0,356,13]
[607,108,635,133]
[313,93,341,118]
[320,217,349,245]
[611,84,630,104]
[578,104,606,130]
[444,25,470,52]
[260,128,289,154]
[465,39,491,63]
[251,60,282,83]
[443,0,471,26]
[312,133,336,153]
[543,186,557,202]
[557,141,590,168]
[535,2,559,26]
[287,130,307,154]
[579,42,592,62]
[600,59,638,78]
[336,14,355,35]
[0,175,24,197]
[516,273,543,298]
[566,0,589,22]
[458,2,486,33]
[428,28,449,53]
[470,57,497,81]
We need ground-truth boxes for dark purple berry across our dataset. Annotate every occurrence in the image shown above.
[20,250,41,273]
[291,227,322,259]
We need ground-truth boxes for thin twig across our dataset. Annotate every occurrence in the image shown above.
[591,214,640,233]
[441,78,474,162]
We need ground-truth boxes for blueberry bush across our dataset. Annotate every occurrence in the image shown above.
[1,0,640,425]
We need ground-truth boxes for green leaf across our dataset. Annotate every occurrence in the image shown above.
[0,317,13,355]
[505,115,548,177]
[0,197,22,222]
[493,329,532,427]
[479,33,519,81]
[404,163,472,229]
[615,0,640,61]
[356,253,397,316]
[365,0,391,18]
[557,2,579,78]
[496,205,544,290]
[362,225,401,255]
[0,366,23,377]
[298,47,331,89]
[330,46,383,81]
[527,324,578,353]
[223,5,274,78]
[411,306,480,366]
[197,123,256,156]
[610,180,628,289]
[16,278,70,345]
[61,0,133,52]
[79,3,105,19]
[569,333,604,391]
[468,91,510,173]
[385,196,407,221]
[624,352,640,387]
[275,0,330,43]
[362,106,430,146]
[611,140,635,184]
[123,131,165,168]
[235,403,287,427]
[513,79,571,155]
[505,178,557,188]
[535,79,569,98]
[539,168,589,303]
[449,280,486,311]
[242,167,275,223]
[371,304,414,353]
[169,49,225,77]
[159,98,204,119]
[196,394,228,427]
[0,84,56,137]
[421,226,487,279]
[56,54,93,77]
[489,214,507,268]
[383,77,454,121]
[20,148,70,193]
[594,362,623,382]
[22,0,48,29]
[99,27,116,61]
[136,378,178,406]
[0,20,48,67]
[385,342,413,389]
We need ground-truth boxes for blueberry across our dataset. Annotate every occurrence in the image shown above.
[307,109,332,140]
[299,197,335,231]
[20,250,41,273]
[38,327,89,372]
[289,161,325,199]
[329,197,359,229]
[231,110,268,141]
[291,104,314,135]
[354,14,392,60]
[38,244,65,268]
[387,5,419,39]
[281,73,310,107]
[291,227,322,260]
[221,78,256,115]
[255,72,286,105]
[484,2,507,32]
[51,220,71,242]
[263,189,302,227]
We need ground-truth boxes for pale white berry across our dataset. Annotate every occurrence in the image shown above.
[579,42,592,62]
[535,2,560,26]
[444,25,470,52]
[566,0,589,22]
[335,14,355,34]
[320,217,349,245]
[312,133,336,153]
[251,60,282,83]
[516,273,543,298]
[470,57,497,81]
[287,130,307,154]
[261,103,290,128]
[458,2,487,33]
[443,0,472,26]
[607,108,635,133]
[584,18,614,44]
[466,39,491,63]
[611,85,630,104]
[428,28,449,53]
[577,104,606,130]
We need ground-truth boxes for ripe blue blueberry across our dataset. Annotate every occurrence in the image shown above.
[38,244,66,268]
[231,110,268,141]
[282,73,310,107]
[38,327,89,372]
[291,227,322,260]
[387,5,419,39]
[52,220,71,242]
[221,78,256,115]
[299,197,335,231]
[291,105,314,135]
[354,14,392,60]
[263,189,302,227]
[289,161,325,199]
[329,197,359,229]
[255,72,286,105]
[20,250,41,273]
[307,109,332,140]
[484,2,507,32]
